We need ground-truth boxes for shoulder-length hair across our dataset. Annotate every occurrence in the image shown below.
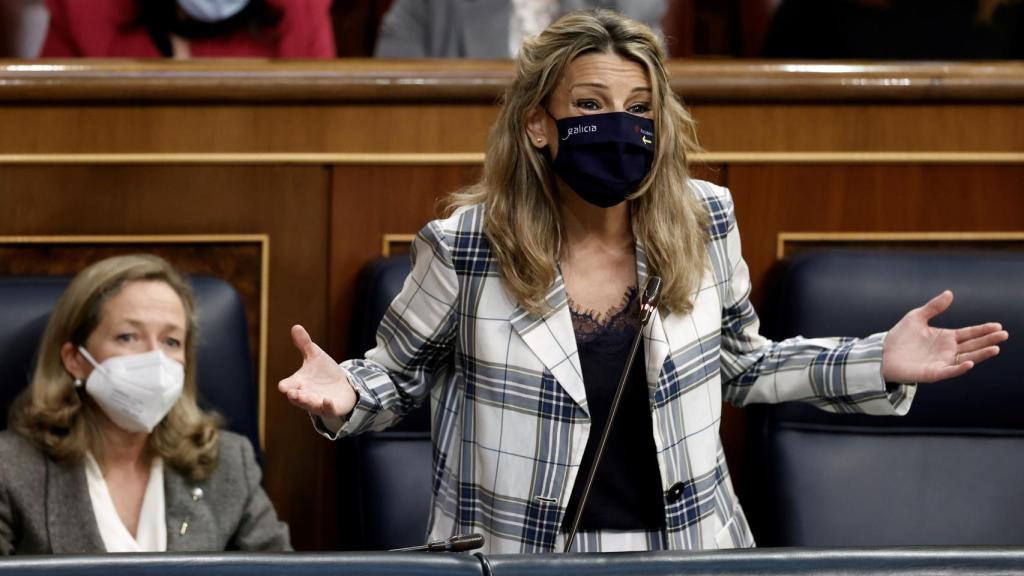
[449,8,709,315]
[9,254,221,481]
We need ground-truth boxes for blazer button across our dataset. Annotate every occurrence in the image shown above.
[665,482,685,503]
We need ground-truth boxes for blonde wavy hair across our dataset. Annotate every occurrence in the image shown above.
[9,254,221,481]
[449,9,709,315]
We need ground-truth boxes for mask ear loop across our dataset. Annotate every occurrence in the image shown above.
[75,346,108,389]
[75,342,109,379]
[77,346,101,369]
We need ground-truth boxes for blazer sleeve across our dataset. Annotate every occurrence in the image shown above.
[374,0,430,58]
[0,454,13,556]
[708,184,916,415]
[228,437,292,551]
[315,218,459,440]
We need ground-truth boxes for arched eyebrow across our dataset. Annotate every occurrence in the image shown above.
[569,82,651,95]
[120,318,187,334]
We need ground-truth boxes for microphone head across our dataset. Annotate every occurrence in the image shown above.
[642,276,663,306]
[446,533,485,552]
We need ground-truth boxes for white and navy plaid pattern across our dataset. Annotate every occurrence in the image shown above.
[322,180,916,554]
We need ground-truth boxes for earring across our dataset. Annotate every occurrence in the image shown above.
[536,138,544,144]
[73,378,83,388]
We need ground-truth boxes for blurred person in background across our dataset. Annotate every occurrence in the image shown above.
[0,254,290,554]
[375,0,667,58]
[40,0,334,58]
[762,0,1023,59]
[0,0,49,57]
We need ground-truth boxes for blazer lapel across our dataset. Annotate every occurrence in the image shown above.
[510,273,589,415]
[636,243,671,390]
[164,467,216,551]
[457,0,512,58]
[46,458,105,553]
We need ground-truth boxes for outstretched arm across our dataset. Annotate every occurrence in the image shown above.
[277,219,459,438]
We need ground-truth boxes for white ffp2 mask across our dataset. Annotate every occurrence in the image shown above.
[79,347,185,433]
[176,0,250,23]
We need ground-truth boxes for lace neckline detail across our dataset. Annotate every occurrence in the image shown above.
[568,285,639,343]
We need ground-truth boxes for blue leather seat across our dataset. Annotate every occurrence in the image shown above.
[344,255,433,550]
[749,249,1024,546]
[0,276,260,453]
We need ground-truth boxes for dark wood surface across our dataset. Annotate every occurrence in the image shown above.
[728,163,1024,306]
[328,164,482,360]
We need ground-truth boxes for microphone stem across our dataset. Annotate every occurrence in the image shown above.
[562,308,649,553]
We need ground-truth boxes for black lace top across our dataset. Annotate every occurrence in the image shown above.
[562,286,666,531]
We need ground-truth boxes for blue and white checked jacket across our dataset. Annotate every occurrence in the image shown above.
[323,180,916,553]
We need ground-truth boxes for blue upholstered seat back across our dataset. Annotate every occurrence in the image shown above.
[0,276,259,453]
[347,255,432,550]
[752,249,1024,546]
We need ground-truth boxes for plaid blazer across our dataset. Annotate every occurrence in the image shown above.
[326,180,916,553]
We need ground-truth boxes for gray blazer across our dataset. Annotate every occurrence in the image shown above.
[375,0,667,58]
[0,430,290,555]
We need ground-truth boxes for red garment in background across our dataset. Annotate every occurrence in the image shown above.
[41,0,335,58]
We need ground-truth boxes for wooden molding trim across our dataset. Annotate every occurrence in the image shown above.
[0,234,271,450]
[3,152,1024,165]
[777,231,1024,260]
[4,60,1024,102]
[382,234,417,257]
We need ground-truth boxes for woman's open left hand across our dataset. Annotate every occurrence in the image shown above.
[278,324,358,419]
[881,290,1009,384]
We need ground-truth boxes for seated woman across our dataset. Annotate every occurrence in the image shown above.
[40,0,335,58]
[0,254,289,554]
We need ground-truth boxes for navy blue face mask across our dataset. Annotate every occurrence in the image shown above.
[544,111,655,208]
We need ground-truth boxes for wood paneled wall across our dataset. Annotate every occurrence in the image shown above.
[0,60,1021,550]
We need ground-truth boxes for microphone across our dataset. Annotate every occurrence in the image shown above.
[562,276,663,553]
[390,533,485,553]
[639,276,663,324]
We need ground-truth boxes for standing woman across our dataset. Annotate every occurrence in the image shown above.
[279,9,1007,553]
[0,254,289,554]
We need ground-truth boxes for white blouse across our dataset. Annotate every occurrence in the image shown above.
[83,452,167,552]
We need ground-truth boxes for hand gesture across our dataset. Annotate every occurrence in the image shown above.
[882,291,1009,384]
[278,325,357,419]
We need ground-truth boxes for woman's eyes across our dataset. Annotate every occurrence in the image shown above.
[573,99,601,111]
[627,102,651,114]
[572,100,651,114]
[114,332,182,348]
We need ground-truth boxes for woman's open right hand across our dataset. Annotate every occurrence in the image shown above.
[278,325,357,419]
